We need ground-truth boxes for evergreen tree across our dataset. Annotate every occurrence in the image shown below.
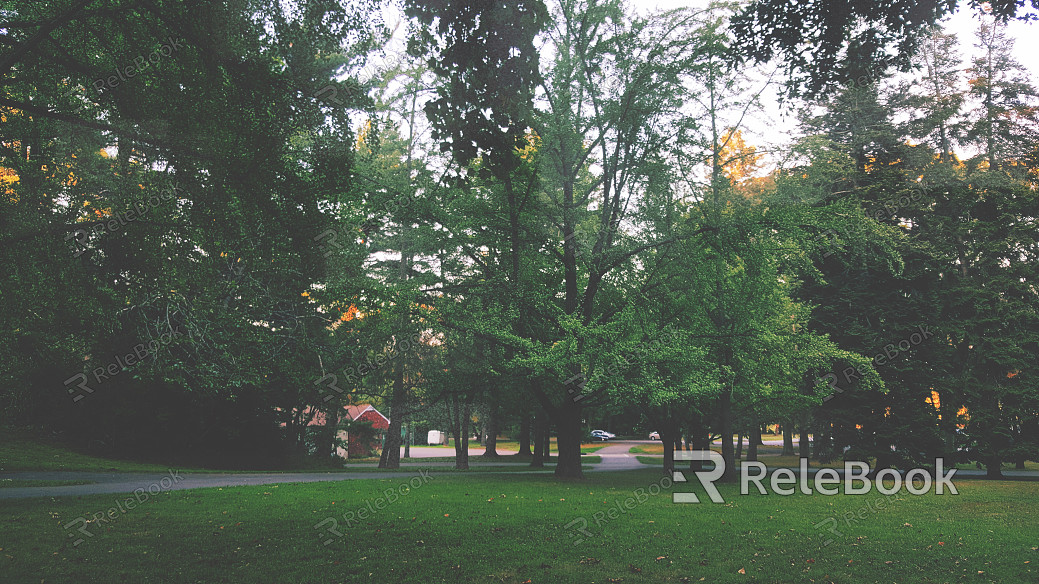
[963,17,1039,173]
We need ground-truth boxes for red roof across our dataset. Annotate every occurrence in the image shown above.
[287,403,388,427]
[344,404,390,424]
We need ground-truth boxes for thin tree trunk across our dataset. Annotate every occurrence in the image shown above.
[747,418,759,462]
[518,414,532,456]
[735,431,744,460]
[782,422,795,456]
[454,398,471,470]
[531,414,545,468]
[542,421,551,459]
[403,423,411,459]
[719,390,735,481]
[752,421,760,459]
[483,400,499,458]
[799,417,810,462]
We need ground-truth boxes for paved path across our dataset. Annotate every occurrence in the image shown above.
[4,440,1033,500]
[0,470,421,500]
[0,443,629,500]
[396,446,488,458]
[586,441,645,472]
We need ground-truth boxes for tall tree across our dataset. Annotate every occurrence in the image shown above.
[962,17,1039,173]
[731,0,1039,97]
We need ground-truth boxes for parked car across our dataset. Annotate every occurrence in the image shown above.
[648,431,660,440]
[588,430,610,442]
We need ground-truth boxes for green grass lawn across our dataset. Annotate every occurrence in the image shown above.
[0,430,196,473]
[1,469,1035,583]
[345,455,603,465]
[0,479,96,488]
[0,429,608,473]
[421,440,609,454]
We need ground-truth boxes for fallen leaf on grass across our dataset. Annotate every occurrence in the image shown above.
[738,568,746,574]
[579,557,600,565]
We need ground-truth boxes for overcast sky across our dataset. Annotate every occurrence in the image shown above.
[628,0,1039,161]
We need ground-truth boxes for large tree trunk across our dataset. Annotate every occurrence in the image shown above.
[446,393,471,470]
[518,414,532,456]
[454,399,471,470]
[689,416,711,471]
[985,452,1003,479]
[799,416,811,460]
[483,400,499,458]
[553,401,583,479]
[379,404,403,469]
[661,423,678,473]
[782,422,795,456]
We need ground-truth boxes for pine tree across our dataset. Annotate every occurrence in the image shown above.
[897,25,965,164]
[963,17,1039,173]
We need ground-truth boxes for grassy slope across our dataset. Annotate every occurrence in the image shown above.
[0,431,194,473]
[0,430,603,473]
[0,479,95,488]
[1,470,1035,583]
[421,440,609,454]
[345,455,602,464]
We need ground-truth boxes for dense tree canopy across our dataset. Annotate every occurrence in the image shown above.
[2,0,1036,480]
[732,0,1039,96]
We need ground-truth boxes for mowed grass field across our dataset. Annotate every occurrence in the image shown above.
[0,429,605,473]
[1,470,1036,583]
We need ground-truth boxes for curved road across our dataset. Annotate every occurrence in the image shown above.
[0,441,647,500]
[4,440,1031,500]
